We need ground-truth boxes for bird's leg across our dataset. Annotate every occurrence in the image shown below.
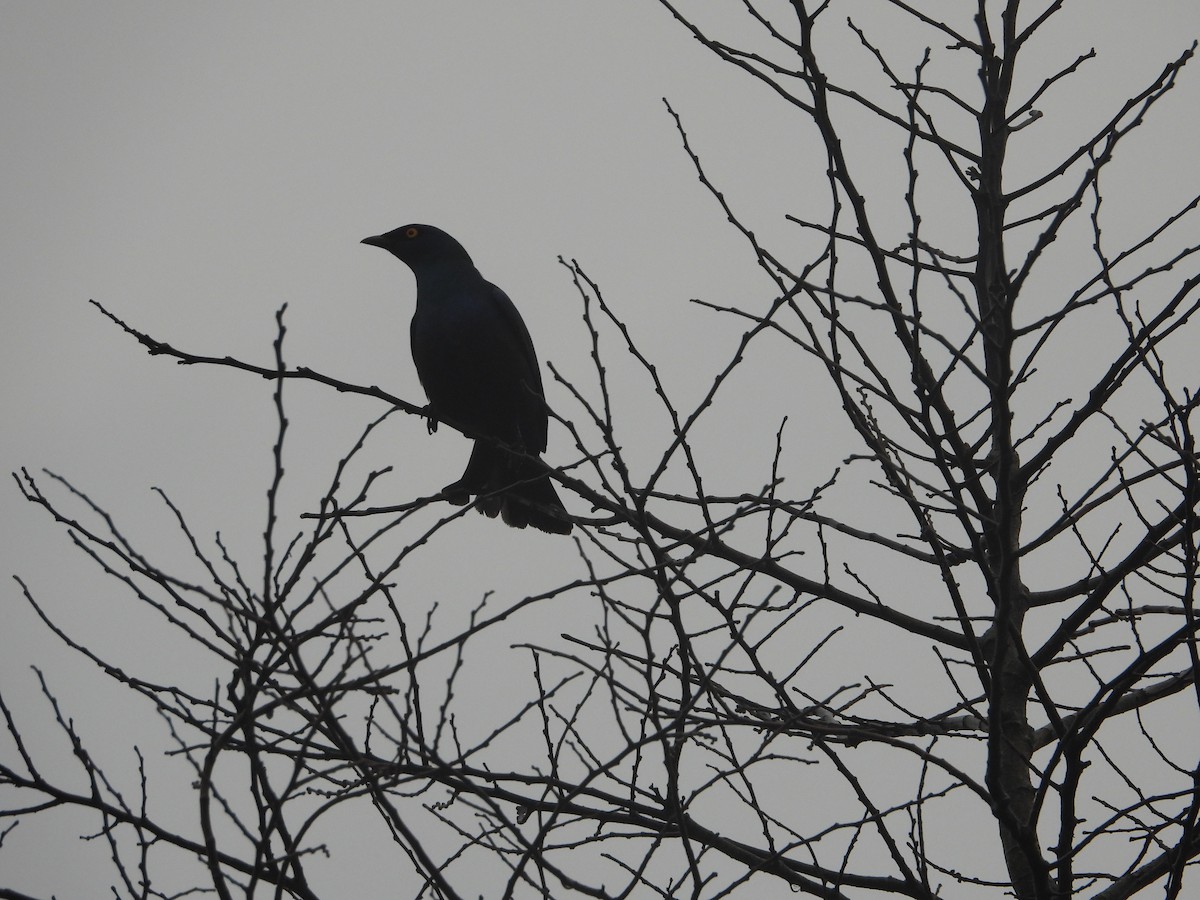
[438,440,490,507]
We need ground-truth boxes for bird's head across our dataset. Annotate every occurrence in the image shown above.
[361,224,473,268]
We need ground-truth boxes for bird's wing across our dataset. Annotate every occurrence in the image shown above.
[488,282,549,451]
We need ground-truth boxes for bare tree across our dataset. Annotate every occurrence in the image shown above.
[5,2,1200,898]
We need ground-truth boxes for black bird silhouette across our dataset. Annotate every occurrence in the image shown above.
[362,224,572,534]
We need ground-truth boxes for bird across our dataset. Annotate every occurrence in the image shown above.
[362,224,572,534]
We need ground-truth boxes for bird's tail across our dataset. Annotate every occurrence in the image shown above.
[444,441,572,535]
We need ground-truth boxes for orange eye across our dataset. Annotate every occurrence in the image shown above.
[405,227,419,239]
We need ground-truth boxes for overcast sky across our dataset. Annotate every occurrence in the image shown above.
[3,3,1199,897]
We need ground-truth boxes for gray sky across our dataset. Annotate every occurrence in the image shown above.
[3,3,1199,897]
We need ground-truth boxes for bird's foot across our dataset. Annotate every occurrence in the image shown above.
[440,478,472,506]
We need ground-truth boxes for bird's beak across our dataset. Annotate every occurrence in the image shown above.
[361,234,386,248]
